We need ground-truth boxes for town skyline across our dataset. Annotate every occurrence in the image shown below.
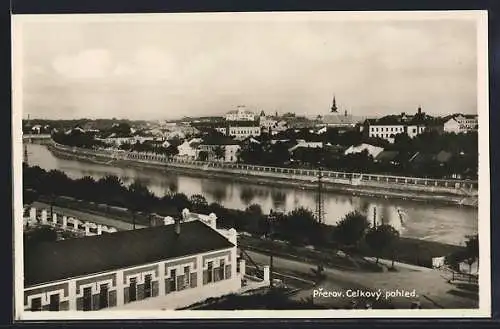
[17,13,478,121]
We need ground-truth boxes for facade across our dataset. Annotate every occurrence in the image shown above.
[365,108,431,143]
[443,114,478,134]
[224,106,256,122]
[216,123,261,140]
[24,212,246,311]
[198,136,241,162]
[177,138,202,158]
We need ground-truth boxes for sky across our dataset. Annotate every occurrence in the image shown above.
[15,13,480,120]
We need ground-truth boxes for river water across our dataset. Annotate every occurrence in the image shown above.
[25,143,478,246]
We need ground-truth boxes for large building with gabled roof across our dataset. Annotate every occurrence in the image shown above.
[23,211,246,311]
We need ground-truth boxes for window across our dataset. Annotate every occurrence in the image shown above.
[413,128,417,133]
[31,297,42,312]
[129,278,137,302]
[207,261,213,283]
[83,287,92,311]
[219,259,225,280]
[169,269,177,291]
[99,284,109,309]
[142,274,152,298]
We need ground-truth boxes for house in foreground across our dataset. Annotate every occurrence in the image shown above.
[23,212,251,311]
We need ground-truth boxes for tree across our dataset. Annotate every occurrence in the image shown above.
[364,224,400,266]
[198,151,209,161]
[165,145,179,158]
[171,193,191,213]
[190,194,208,212]
[278,207,319,246]
[127,180,153,229]
[332,211,370,251]
[214,146,225,161]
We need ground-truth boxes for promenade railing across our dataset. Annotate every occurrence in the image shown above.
[50,142,478,191]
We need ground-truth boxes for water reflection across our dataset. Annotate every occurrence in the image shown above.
[24,143,478,245]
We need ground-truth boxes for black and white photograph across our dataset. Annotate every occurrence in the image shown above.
[12,11,490,319]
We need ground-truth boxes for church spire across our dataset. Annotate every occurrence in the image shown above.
[331,95,338,113]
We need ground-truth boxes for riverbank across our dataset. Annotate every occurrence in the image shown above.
[47,143,477,208]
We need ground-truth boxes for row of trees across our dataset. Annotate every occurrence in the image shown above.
[23,165,396,259]
[24,164,479,272]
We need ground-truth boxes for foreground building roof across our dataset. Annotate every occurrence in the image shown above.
[24,221,234,287]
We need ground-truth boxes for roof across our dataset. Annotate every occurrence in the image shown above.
[375,150,399,162]
[344,143,384,158]
[321,114,358,125]
[200,135,239,146]
[24,221,234,287]
[225,121,259,127]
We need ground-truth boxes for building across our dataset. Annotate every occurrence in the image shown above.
[216,121,261,140]
[364,107,430,143]
[23,212,248,311]
[224,106,256,122]
[198,136,241,162]
[443,114,478,134]
[177,138,203,158]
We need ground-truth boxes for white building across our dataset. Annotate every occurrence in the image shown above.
[23,211,260,312]
[216,125,261,140]
[224,106,256,121]
[177,138,202,158]
[443,114,478,134]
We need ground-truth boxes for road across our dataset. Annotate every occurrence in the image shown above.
[243,250,478,309]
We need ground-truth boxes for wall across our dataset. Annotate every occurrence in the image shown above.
[24,246,240,312]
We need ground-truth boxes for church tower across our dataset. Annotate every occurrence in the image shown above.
[330,95,338,113]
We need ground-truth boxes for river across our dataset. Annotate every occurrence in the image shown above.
[25,143,478,246]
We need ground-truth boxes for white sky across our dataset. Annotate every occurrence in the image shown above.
[16,13,480,120]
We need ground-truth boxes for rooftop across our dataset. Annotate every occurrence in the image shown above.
[24,221,234,287]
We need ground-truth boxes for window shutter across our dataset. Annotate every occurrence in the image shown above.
[137,284,144,300]
[92,294,100,310]
[225,265,231,280]
[177,275,184,291]
[190,272,197,288]
[152,281,159,297]
[108,290,117,307]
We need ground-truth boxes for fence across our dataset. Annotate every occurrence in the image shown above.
[50,142,478,191]
[23,206,119,236]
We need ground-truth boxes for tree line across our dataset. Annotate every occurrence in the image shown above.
[23,164,478,271]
